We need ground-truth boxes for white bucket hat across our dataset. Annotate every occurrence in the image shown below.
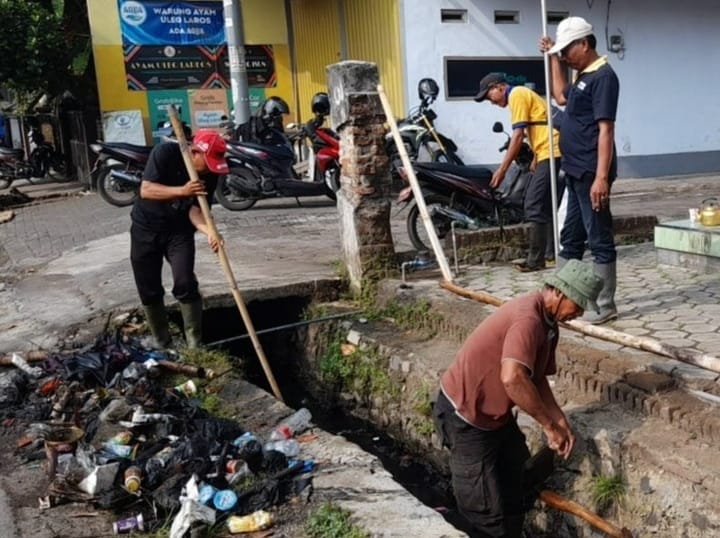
[548,16,594,55]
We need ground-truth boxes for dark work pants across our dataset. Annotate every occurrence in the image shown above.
[130,224,200,305]
[433,391,530,538]
[560,171,616,264]
[523,158,563,224]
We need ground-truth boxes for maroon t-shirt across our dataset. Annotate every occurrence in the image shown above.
[440,292,558,430]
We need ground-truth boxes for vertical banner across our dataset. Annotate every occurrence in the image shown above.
[147,90,191,142]
[188,89,229,132]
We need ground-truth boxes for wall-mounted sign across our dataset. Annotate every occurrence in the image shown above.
[118,0,226,46]
[188,89,229,132]
[125,44,229,90]
[244,46,277,88]
[147,90,191,142]
[102,110,146,145]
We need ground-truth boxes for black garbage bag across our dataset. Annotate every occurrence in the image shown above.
[0,371,27,406]
[235,478,281,515]
[261,450,289,474]
[151,472,189,513]
[236,439,264,473]
[190,417,244,442]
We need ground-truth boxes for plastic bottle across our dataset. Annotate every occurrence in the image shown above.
[10,353,44,378]
[227,510,274,533]
[232,432,259,449]
[263,439,300,457]
[269,408,312,441]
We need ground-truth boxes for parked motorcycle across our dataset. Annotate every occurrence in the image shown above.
[0,124,67,190]
[398,121,533,252]
[89,121,192,207]
[215,96,336,211]
[295,92,340,194]
[386,78,463,173]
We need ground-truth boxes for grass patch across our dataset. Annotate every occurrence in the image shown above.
[591,474,626,511]
[415,417,435,436]
[319,333,399,401]
[306,502,369,538]
[412,384,433,418]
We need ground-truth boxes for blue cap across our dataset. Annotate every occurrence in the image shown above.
[213,489,238,511]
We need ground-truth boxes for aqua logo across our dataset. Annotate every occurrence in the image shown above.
[120,1,147,26]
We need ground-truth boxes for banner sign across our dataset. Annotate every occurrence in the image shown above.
[244,46,277,88]
[188,89,229,132]
[147,90,191,142]
[118,0,225,46]
[125,44,229,90]
[102,110,147,145]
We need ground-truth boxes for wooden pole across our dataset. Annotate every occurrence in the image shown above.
[376,84,454,283]
[539,490,633,538]
[439,281,720,375]
[167,106,284,402]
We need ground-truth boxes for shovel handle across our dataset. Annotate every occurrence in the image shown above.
[539,490,633,538]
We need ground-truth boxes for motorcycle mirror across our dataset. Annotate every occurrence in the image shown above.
[492,121,504,133]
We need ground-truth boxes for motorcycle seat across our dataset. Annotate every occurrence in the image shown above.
[98,142,152,162]
[415,162,492,186]
[0,147,24,159]
[227,140,294,161]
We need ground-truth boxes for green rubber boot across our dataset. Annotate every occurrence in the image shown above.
[179,299,204,349]
[143,302,171,349]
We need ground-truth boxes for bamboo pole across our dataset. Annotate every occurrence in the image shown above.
[167,106,284,402]
[439,281,720,375]
[376,84,454,283]
[539,490,633,538]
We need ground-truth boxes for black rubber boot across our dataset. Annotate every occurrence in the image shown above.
[142,302,171,349]
[514,223,547,272]
[179,298,204,349]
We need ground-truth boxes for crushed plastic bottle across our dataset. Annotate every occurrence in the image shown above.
[227,510,274,533]
[10,353,44,378]
[269,408,312,441]
[263,439,300,457]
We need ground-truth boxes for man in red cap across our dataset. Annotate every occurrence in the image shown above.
[129,129,229,349]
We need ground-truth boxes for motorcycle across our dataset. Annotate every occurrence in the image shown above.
[295,92,340,194]
[386,78,463,178]
[89,122,192,207]
[215,96,336,211]
[398,121,533,252]
[0,124,68,190]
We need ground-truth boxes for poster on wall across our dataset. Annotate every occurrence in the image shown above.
[125,44,229,90]
[188,89,228,132]
[147,90,191,142]
[243,46,277,88]
[102,110,146,145]
[118,0,225,46]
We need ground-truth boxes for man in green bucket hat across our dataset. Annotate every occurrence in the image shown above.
[433,259,602,537]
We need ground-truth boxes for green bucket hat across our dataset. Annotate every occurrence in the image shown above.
[543,259,603,313]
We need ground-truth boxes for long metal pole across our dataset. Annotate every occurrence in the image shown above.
[168,106,284,402]
[223,0,251,125]
[540,0,560,260]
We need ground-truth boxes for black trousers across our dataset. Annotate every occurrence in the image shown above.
[130,224,200,305]
[523,158,563,224]
[433,391,531,538]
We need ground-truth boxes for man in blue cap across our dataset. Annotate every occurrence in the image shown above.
[433,260,603,537]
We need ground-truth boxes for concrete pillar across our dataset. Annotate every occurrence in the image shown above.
[327,61,395,294]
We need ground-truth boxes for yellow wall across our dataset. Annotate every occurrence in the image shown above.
[87,0,293,140]
[344,0,404,117]
[289,0,342,121]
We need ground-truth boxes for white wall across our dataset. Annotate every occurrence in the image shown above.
[400,0,720,174]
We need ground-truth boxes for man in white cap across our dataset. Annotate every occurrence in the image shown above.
[433,259,603,537]
[540,17,620,325]
[130,129,229,349]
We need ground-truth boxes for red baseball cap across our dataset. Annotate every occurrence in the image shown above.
[193,129,229,174]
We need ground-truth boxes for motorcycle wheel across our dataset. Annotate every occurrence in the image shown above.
[407,193,456,252]
[97,165,138,207]
[215,173,257,211]
[0,177,10,190]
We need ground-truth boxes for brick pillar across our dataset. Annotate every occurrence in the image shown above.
[327,61,395,294]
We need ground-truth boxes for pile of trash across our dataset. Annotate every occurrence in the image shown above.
[0,334,316,536]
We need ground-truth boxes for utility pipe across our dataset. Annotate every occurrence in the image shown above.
[167,106,284,402]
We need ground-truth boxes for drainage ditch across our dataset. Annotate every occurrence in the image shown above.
[200,295,481,535]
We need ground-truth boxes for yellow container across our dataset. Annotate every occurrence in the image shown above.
[700,198,720,226]
[227,510,274,533]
